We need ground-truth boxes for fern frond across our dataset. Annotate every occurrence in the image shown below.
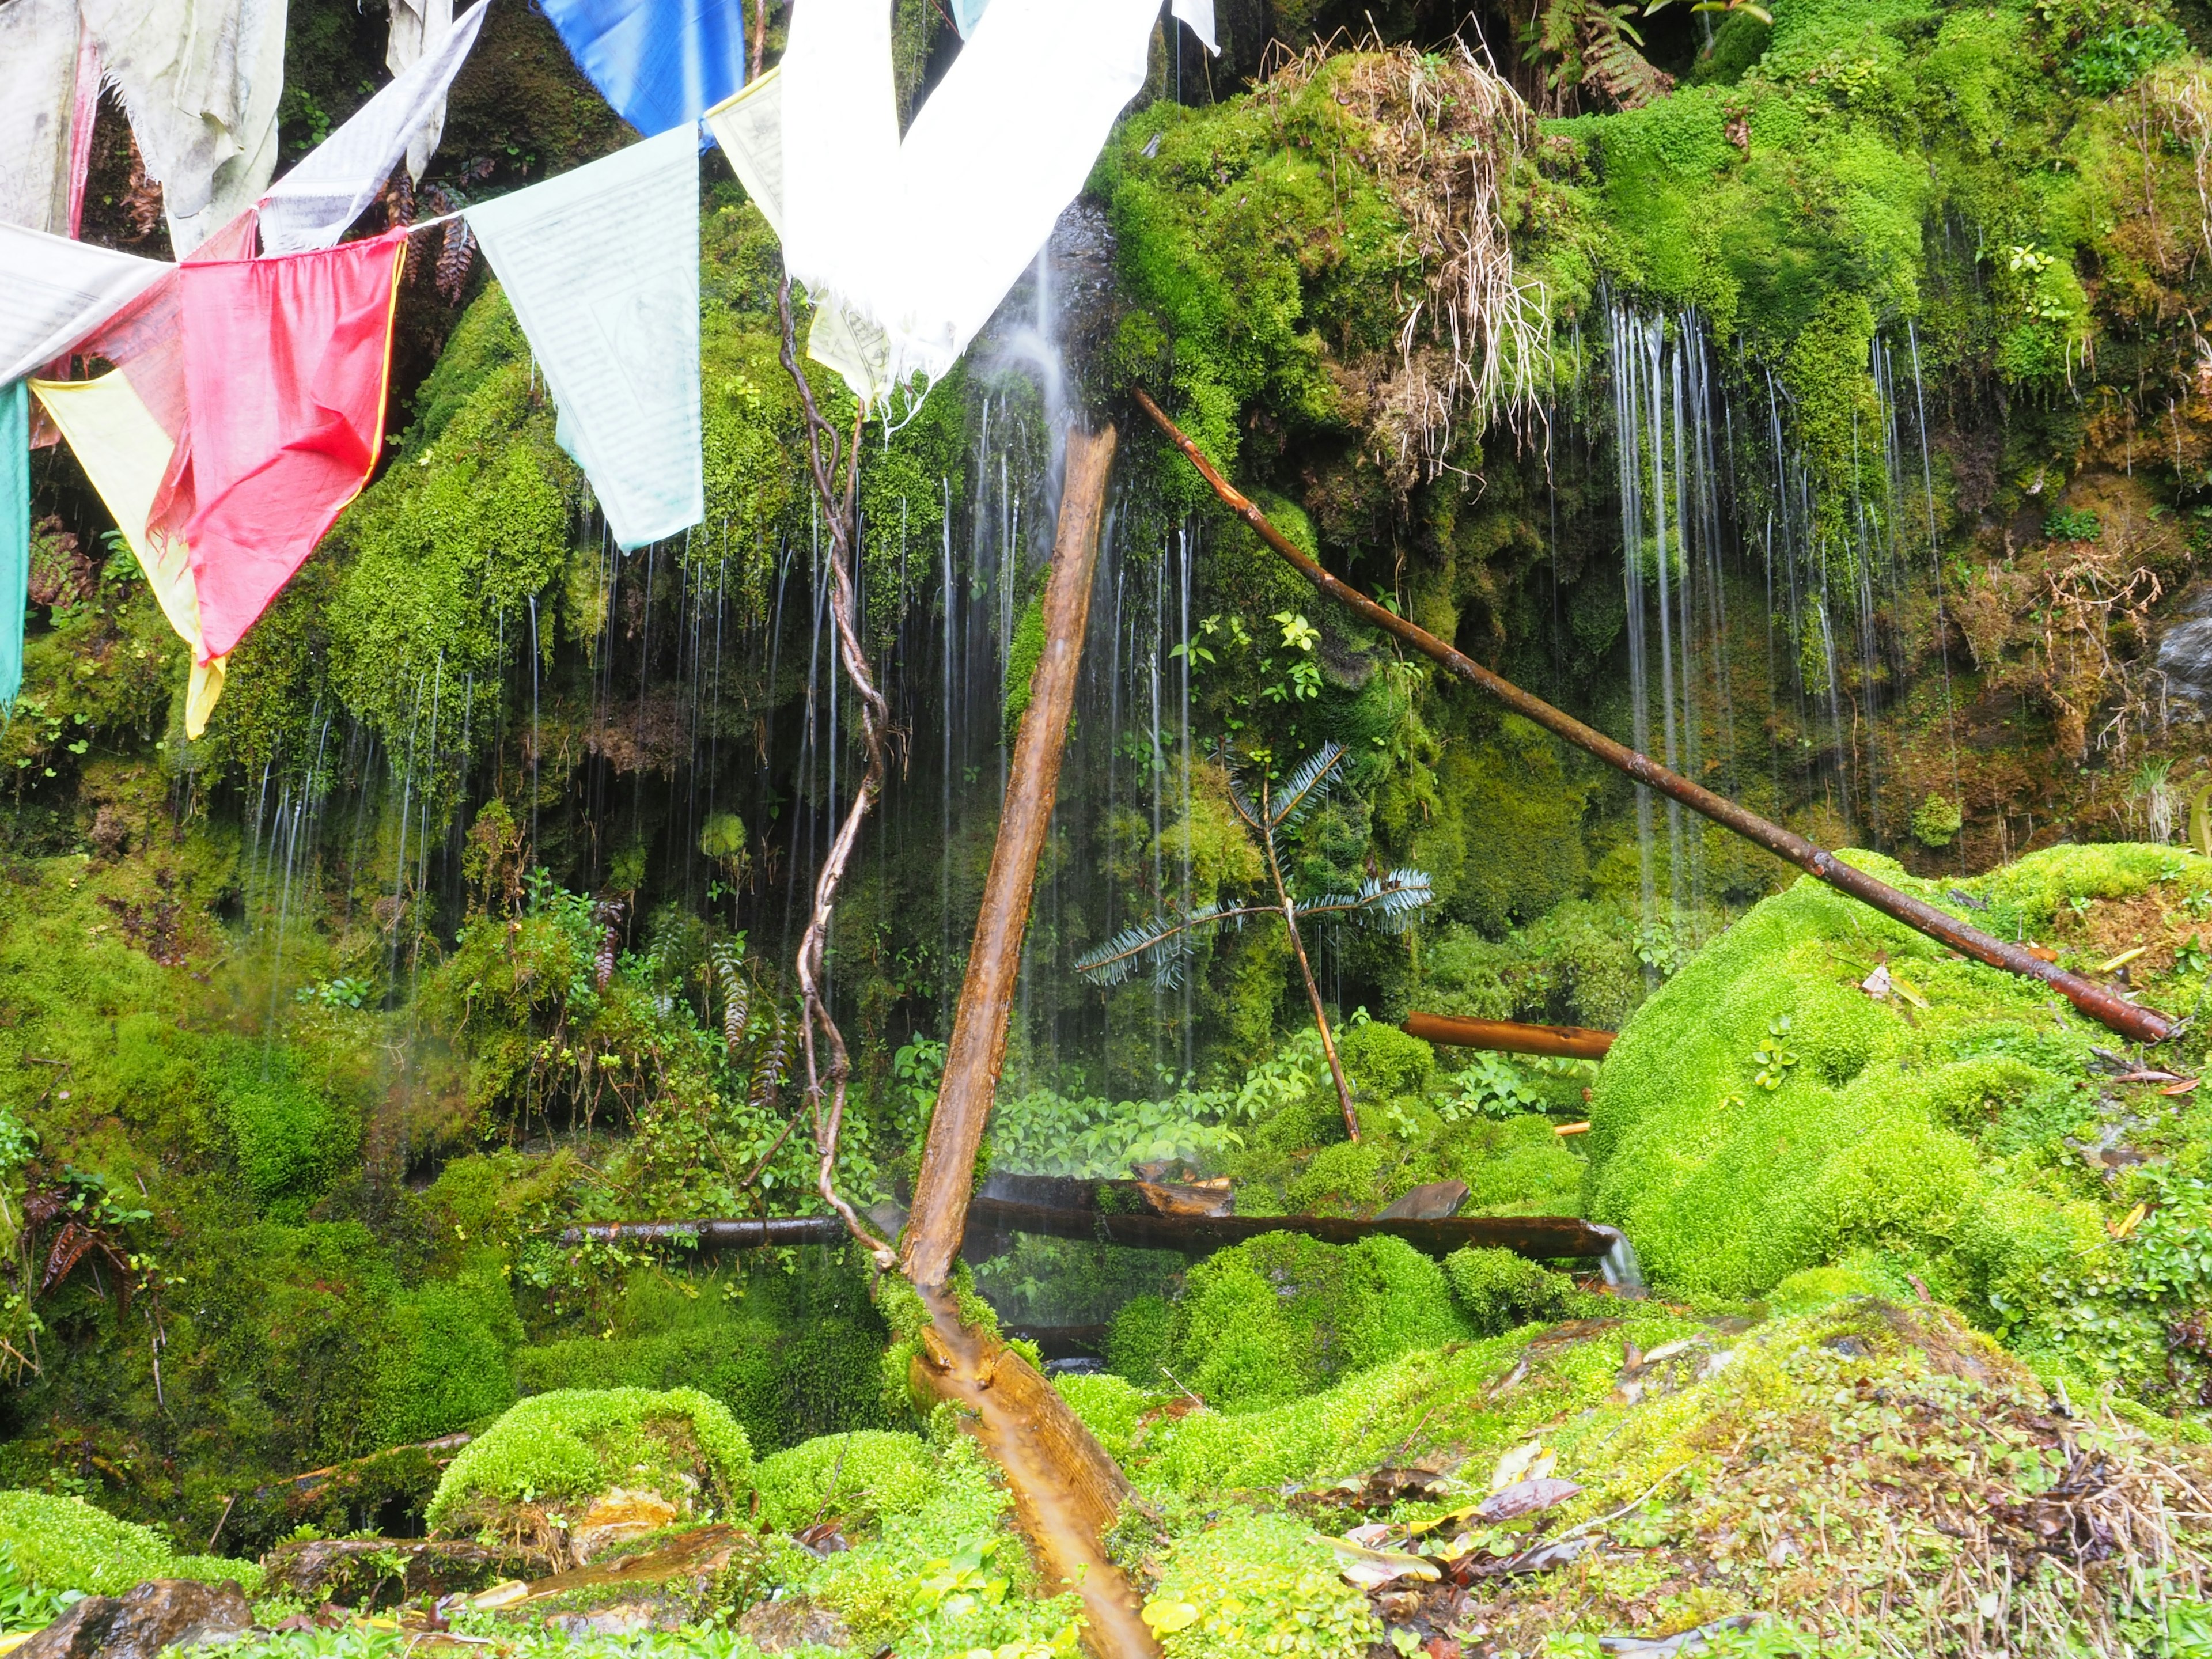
[1294,869,1437,932]
[1270,741,1349,830]
[1581,3,1674,108]
[1075,903,1277,987]
[710,941,750,1052]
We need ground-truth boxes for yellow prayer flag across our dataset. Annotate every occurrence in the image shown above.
[30,371,226,737]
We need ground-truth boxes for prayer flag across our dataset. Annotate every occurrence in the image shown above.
[179,230,408,661]
[781,0,1162,394]
[1,381,25,713]
[539,0,745,137]
[387,0,458,180]
[31,370,226,736]
[946,0,1214,52]
[0,0,85,234]
[259,0,490,256]
[465,127,702,548]
[0,224,169,385]
[83,0,287,256]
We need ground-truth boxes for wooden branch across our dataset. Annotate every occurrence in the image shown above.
[1129,387,2178,1048]
[1404,1012,1616,1059]
[907,1287,1161,1659]
[904,426,1119,1289]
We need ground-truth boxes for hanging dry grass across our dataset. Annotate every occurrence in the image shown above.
[1265,40,1553,491]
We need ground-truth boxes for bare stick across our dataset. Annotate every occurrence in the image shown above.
[1232,773,1359,1139]
[1130,386,2178,1047]
[778,276,896,1267]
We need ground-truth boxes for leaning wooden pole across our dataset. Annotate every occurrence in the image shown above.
[905,426,1120,1287]
[894,427,1158,1659]
[1131,387,2177,1047]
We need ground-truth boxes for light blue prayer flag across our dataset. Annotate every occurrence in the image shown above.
[540,0,746,137]
[1,380,25,713]
[465,128,703,550]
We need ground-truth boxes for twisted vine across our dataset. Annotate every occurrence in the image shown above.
[776,276,898,1269]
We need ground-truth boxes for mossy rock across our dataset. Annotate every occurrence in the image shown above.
[1584,843,2212,1406]
[753,1431,935,1533]
[1168,1233,1470,1411]
[426,1388,752,1565]
[0,1491,260,1598]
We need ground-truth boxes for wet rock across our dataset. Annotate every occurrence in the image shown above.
[16,1578,252,1659]
[736,1596,850,1654]
[1377,1180,1469,1221]
[2158,590,2212,703]
[470,1522,754,1631]
[569,1488,682,1561]
[260,1538,527,1605]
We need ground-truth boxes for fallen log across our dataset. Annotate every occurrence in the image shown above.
[965,1195,1622,1262]
[1404,1012,1616,1059]
[565,1200,1623,1264]
[906,426,1119,1290]
[1130,386,2177,1048]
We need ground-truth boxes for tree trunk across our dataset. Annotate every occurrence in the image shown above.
[904,425,1118,1289]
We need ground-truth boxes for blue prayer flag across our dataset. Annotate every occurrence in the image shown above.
[539,0,748,137]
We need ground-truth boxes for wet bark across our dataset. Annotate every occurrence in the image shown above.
[904,425,1119,1290]
[1403,1012,1617,1058]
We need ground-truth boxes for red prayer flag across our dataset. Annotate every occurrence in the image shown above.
[180,229,406,661]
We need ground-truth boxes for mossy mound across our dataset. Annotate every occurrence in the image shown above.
[1115,1232,1608,1411]
[0,1491,260,1598]
[1585,843,2212,1411]
[1139,1510,1377,1659]
[752,1431,935,1533]
[425,1388,752,1560]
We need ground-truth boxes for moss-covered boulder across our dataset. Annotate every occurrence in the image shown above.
[426,1388,753,1568]
[0,1491,260,1598]
[752,1431,935,1533]
[1585,843,2212,1410]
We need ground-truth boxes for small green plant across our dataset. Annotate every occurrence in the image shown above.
[1911,793,1963,849]
[1635,923,1688,976]
[2044,507,2102,542]
[1750,1015,1798,1090]
[1440,1052,1543,1121]
[2066,18,2187,95]
[907,1536,1011,1621]
[295,976,374,1010]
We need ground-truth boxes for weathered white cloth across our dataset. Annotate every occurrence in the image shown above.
[465,126,703,548]
[259,0,487,255]
[949,0,1215,53]
[82,0,288,255]
[779,0,1163,397]
[0,0,86,234]
[385,0,459,180]
[0,221,169,384]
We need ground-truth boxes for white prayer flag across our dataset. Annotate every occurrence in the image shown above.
[0,224,169,385]
[703,67,785,235]
[387,0,460,180]
[947,0,1215,53]
[781,0,1161,396]
[259,0,490,256]
[464,126,703,550]
[0,0,84,234]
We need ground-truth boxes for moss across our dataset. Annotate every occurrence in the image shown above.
[367,1264,522,1447]
[1050,1373,1152,1463]
[1584,843,2211,1408]
[1141,1510,1377,1659]
[207,1040,355,1212]
[1334,1021,1434,1102]
[1443,1245,1589,1334]
[1104,1293,1175,1389]
[1167,1233,1471,1410]
[0,1491,259,1597]
[425,1388,753,1537]
[752,1431,935,1532]
[1002,594,1046,730]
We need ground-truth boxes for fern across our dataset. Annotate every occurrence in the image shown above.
[1582,3,1675,108]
